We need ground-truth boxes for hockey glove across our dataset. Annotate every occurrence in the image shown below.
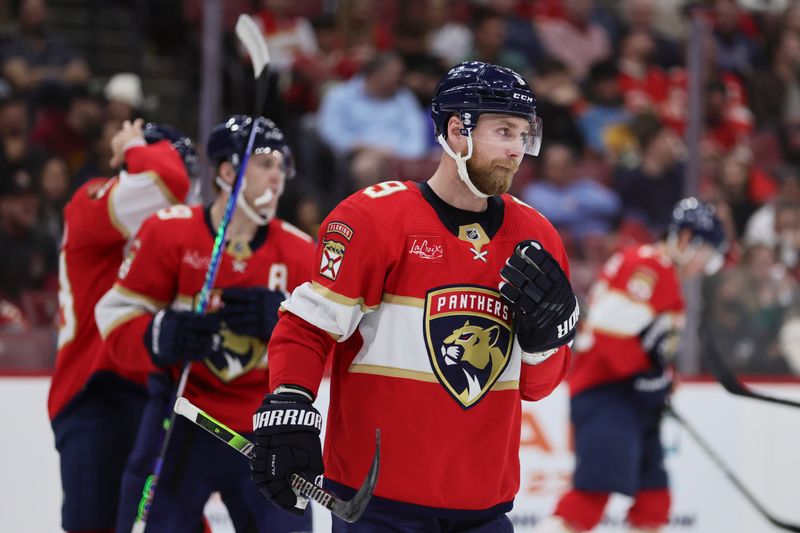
[143,309,222,367]
[640,314,682,370]
[219,287,285,339]
[499,240,579,354]
[251,386,324,515]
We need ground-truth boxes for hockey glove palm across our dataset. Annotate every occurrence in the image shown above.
[499,240,579,354]
[144,309,221,367]
[251,388,324,515]
[219,287,285,339]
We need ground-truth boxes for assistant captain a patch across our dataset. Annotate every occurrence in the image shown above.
[424,286,513,409]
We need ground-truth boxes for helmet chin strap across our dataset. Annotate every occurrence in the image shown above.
[436,132,490,199]
[215,176,275,226]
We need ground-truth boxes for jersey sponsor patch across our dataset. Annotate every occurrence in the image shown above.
[424,286,513,409]
[407,235,444,262]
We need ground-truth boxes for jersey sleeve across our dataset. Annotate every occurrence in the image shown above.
[95,213,183,374]
[108,140,191,239]
[583,249,685,379]
[517,212,574,401]
[268,198,389,396]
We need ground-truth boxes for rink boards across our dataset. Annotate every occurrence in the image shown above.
[3,376,799,533]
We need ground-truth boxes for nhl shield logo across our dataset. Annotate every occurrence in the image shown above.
[424,286,513,409]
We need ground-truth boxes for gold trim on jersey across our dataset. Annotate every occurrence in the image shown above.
[457,223,490,252]
[100,309,147,338]
[107,183,129,238]
[349,363,519,391]
[382,294,424,308]
[113,284,170,309]
[310,281,378,313]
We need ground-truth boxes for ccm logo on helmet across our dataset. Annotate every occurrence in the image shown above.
[512,93,533,103]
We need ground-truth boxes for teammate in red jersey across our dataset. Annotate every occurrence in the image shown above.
[95,116,315,533]
[249,61,580,532]
[533,199,727,533]
[48,118,197,533]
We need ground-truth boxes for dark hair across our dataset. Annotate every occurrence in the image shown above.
[471,6,504,30]
[629,112,665,150]
[360,51,402,77]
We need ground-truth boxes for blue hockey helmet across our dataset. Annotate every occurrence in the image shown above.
[431,61,542,156]
[206,115,296,179]
[668,198,728,273]
[142,122,200,180]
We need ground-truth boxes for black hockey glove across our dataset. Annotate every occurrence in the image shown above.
[250,387,324,515]
[640,315,682,370]
[219,287,285,339]
[499,240,579,354]
[143,309,222,367]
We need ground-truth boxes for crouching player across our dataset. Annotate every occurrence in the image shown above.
[534,199,728,533]
[95,116,315,532]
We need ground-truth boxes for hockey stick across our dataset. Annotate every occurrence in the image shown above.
[174,397,381,523]
[666,405,800,532]
[131,14,271,533]
[702,327,800,409]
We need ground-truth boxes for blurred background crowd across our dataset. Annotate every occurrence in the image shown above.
[1,0,799,377]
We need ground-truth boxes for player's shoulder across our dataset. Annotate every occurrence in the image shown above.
[502,193,551,225]
[332,180,421,223]
[138,204,204,239]
[67,177,115,207]
[624,244,675,274]
[501,193,564,246]
[270,218,315,247]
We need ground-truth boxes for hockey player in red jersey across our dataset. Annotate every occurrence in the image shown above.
[533,199,728,533]
[249,61,580,532]
[48,118,197,533]
[96,115,315,533]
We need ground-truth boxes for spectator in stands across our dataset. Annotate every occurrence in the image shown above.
[254,0,318,73]
[0,0,89,93]
[710,0,761,79]
[751,28,800,130]
[715,153,759,238]
[616,28,669,115]
[522,142,620,250]
[428,0,473,66]
[37,155,69,244]
[30,84,105,174]
[619,0,683,69]
[578,61,630,156]
[744,166,800,274]
[486,0,545,71]
[613,113,685,237]
[703,243,796,374]
[317,51,428,189]
[467,6,530,77]
[104,73,148,123]
[0,95,47,188]
[0,168,57,302]
[72,118,119,190]
[536,0,612,80]
[530,58,585,153]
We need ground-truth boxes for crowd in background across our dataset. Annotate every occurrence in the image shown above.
[1,0,799,376]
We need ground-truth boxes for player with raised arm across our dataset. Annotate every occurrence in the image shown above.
[532,199,727,533]
[47,118,198,533]
[95,115,315,533]
[248,61,580,532]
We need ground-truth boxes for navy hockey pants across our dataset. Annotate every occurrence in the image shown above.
[570,383,668,496]
[333,511,513,532]
[52,374,146,531]
[116,373,312,533]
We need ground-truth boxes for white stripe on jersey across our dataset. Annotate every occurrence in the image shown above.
[109,170,179,238]
[284,283,523,386]
[586,288,655,337]
[95,284,165,338]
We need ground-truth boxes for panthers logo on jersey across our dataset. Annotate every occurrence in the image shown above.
[190,291,267,382]
[424,286,513,409]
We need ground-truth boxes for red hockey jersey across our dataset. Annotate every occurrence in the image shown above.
[568,244,685,397]
[48,141,190,420]
[268,180,572,516]
[95,205,315,432]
